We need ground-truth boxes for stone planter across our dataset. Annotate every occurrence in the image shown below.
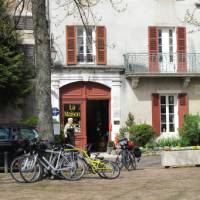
[161,150,200,167]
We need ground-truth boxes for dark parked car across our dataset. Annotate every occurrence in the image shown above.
[0,124,38,168]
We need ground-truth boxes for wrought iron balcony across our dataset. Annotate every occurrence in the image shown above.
[124,53,200,74]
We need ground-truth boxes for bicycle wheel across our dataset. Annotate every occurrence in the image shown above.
[59,156,85,181]
[115,154,123,170]
[124,151,136,171]
[130,151,136,170]
[20,155,42,183]
[98,160,120,179]
[10,156,26,183]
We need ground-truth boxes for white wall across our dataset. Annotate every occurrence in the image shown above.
[120,77,200,126]
[51,69,122,138]
[49,0,200,66]
[50,0,200,137]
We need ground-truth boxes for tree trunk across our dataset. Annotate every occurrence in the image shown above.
[31,0,54,141]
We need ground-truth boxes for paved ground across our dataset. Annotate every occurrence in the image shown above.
[0,155,200,200]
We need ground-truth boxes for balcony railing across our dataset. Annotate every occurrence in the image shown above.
[124,53,200,74]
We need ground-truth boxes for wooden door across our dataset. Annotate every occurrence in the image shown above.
[60,81,111,149]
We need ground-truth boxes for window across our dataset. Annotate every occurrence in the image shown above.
[15,16,33,30]
[77,26,95,63]
[160,95,177,133]
[149,26,187,72]
[0,128,11,140]
[64,104,81,133]
[18,128,38,140]
[67,25,106,65]
[158,28,175,63]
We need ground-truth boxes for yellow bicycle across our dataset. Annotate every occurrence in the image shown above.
[63,145,120,179]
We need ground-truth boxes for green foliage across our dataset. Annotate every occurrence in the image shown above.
[0,0,32,105]
[119,112,135,139]
[129,124,155,146]
[119,126,129,139]
[145,141,158,149]
[21,116,38,126]
[54,135,62,144]
[107,140,115,147]
[119,113,155,146]
[179,114,200,146]
[54,128,65,144]
[125,112,135,127]
[54,129,65,144]
[156,138,181,147]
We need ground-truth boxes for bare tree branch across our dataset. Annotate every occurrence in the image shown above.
[13,0,24,27]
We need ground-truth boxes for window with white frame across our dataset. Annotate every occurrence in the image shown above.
[160,95,178,133]
[77,26,95,63]
[158,28,175,63]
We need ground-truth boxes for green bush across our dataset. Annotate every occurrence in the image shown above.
[145,141,158,149]
[119,112,135,139]
[125,112,135,127]
[119,126,129,139]
[54,128,65,144]
[21,116,38,126]
[156,138,181,147]
[179,114,200,146]
[129,124,155,146]
[107,140,115,147]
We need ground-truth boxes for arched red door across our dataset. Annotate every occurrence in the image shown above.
[60,81,111,149]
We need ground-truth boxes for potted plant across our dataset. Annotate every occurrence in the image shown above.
[107,140,115,154]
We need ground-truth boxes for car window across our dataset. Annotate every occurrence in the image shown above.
[0,128,11,140]
[12,128,18,140]
[18,128,38,140]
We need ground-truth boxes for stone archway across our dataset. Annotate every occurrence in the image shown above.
[60,81,111,149]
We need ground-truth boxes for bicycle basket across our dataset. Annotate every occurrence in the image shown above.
[127,141,135,150]
[133,147,142,158]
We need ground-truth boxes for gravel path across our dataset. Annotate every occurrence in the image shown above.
[0,155,200,200]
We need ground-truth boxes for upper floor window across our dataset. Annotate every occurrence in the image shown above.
[77,26,95,63]
[158,27,175,63]
[15,16,33,30]
[148,26,186,73]
[66,25,106,65]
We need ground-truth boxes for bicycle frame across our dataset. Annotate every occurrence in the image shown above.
[64,147,112,174]
[24,149,69,175]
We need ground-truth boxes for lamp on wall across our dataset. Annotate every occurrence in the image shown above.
[50,46,57,63]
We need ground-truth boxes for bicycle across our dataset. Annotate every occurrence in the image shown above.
[63,144,120,179]
[115,138,136,171]
[10,140,85,183]
[10,139,40,183]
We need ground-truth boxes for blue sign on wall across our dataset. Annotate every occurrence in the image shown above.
[52,107,60,116]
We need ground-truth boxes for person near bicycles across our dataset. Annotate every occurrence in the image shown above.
[64,118,75,146]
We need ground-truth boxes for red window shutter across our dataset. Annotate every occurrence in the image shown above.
[178,93,188,128]
[66,26,77,64]
[148,27,159,72]
[96,26,106,65]
[152,94,160,135]
[177,27,187,72]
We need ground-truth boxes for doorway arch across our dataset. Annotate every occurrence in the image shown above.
[60,81,111,150]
